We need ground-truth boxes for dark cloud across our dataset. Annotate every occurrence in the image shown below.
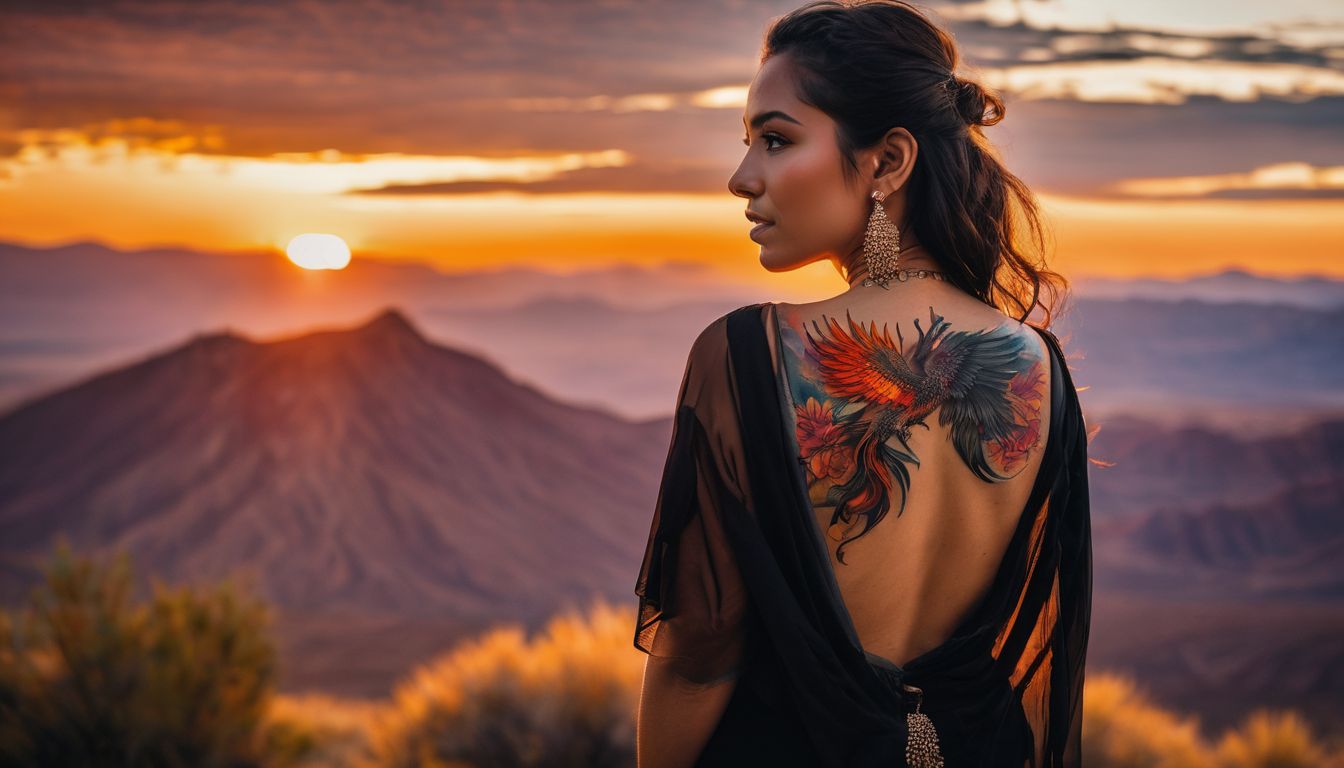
[998,93,1344,198]
[1,0,1340,200]
[0,0,795,162]
[937,16,1344,70]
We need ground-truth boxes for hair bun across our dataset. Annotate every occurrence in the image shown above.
[950,76,1003,127]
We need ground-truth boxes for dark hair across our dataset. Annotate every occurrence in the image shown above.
[763,0,1069,327]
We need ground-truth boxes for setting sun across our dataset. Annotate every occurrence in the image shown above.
[286,233,351,270]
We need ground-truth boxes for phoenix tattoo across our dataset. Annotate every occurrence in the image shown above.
[789,306,1046,563]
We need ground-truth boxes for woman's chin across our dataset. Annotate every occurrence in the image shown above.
[759,252,804,273]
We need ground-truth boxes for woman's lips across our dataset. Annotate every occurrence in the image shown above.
[749,222,774,240]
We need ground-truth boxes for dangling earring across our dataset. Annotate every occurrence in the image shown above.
[861,190,901,288]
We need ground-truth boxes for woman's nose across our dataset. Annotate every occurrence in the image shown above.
[727,165,760,200]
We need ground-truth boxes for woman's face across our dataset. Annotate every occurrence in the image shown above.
[728,53,869,275]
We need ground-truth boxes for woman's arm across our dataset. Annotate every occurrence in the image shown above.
[636,655,739,768]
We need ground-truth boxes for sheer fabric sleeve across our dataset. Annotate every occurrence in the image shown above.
[996,327,1094,767]
[633,314,752,687]
[1050,370,1092,767]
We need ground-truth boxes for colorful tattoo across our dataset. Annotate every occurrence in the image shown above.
[779,305,1047,564]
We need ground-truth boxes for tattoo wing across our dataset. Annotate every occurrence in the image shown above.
[804,309,921,411]
[923,321,1032,482]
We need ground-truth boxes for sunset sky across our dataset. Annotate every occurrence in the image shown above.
[2,0,1342,294]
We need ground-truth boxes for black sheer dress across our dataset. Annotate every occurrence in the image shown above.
[634,302,1092,767]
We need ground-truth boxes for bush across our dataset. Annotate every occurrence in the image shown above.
[0,540,281,767]
[370,599,641,768]
[263,692,383,768]
[1215,709,1332,768]
[1081,671,1344,768]
[13,539,1336,768]
[1082,672,1218,768]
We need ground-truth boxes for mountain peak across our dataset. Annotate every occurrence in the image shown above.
[359,307,423,341]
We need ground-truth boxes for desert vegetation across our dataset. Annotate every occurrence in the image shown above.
[2,544,1340,767]
[0,540,283,766]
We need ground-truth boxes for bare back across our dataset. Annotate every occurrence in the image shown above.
[765,283,1052,670]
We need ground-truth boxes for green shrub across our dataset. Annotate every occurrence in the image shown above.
[0,540,281,767]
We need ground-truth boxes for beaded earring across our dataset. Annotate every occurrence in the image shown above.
[861,189,901,287]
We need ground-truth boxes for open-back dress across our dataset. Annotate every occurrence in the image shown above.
[633,302,1092,767]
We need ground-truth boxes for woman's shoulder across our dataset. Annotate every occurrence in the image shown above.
[676,303,772,405]
[689,302,770,355]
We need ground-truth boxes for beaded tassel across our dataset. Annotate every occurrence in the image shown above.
[902,683,945,768]
[861,191,901,287]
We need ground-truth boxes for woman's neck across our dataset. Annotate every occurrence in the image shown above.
[842,244,943,288]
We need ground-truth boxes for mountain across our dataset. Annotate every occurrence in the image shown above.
[0,239,757,418]
[6,239,1344,422]
[1072,268,1344,309]
[1083,414,1344,521]
[1077,415,1344,737]
[0,307,673,693]
[1048,297,1344,419]
[1077,414,1344,600]
[1132,474,1344,595]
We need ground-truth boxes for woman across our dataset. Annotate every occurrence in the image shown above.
[633,2,1092,766]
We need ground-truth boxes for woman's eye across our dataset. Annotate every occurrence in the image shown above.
[742,133,788,151]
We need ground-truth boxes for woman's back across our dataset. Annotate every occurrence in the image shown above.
[636,297,1088,767]
[767,283,1052,673]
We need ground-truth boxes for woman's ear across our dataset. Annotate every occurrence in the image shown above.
[871,127,918,196]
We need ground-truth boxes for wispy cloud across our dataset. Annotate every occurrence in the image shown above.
[1109,161,1344,199]
[984,58,1344,103]
[0,123,634,195]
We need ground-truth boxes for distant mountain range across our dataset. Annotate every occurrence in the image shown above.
[3,239,1343,421]
[1048,297,1344,423]
[1133,472,1344,596]
[1086,415,1344,598]
[0,239,758,419]
[1071,268,1344,309]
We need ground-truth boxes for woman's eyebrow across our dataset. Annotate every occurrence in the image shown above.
[742,110,803,130]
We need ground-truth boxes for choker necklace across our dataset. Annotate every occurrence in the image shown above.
[856,268,948,289]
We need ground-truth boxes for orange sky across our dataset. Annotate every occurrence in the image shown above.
[2,164,1340,294]
[2,0,1342,288]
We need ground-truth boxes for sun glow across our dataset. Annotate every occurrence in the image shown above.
[285,233,351,270]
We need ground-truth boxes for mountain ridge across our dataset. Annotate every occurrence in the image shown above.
[0,308,669,628]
